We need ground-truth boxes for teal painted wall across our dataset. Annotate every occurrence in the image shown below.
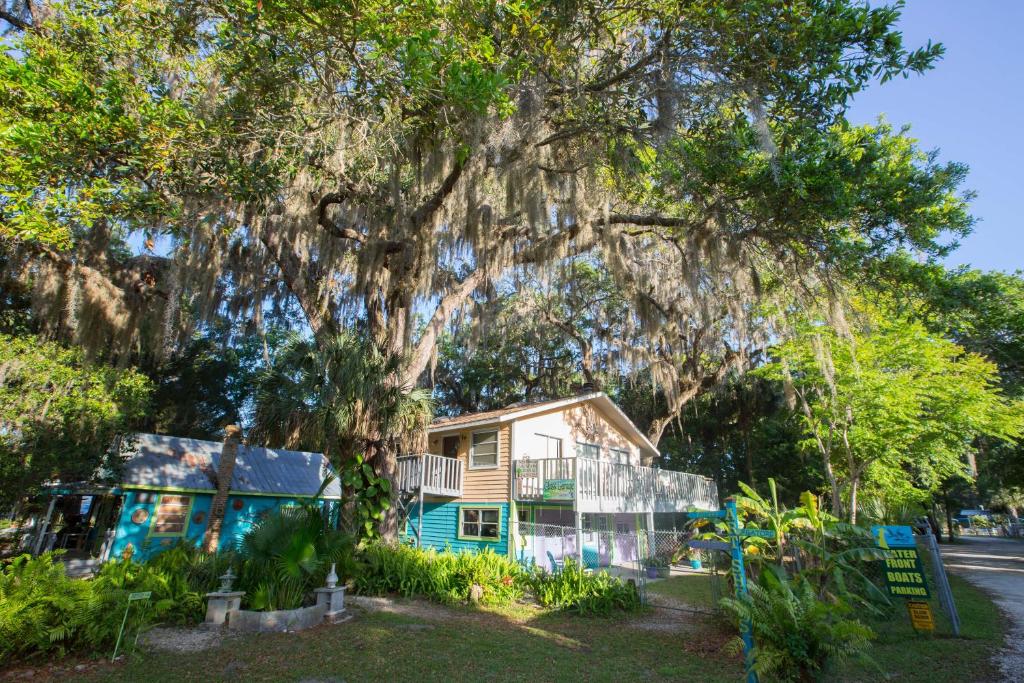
[405,502,510,555]
[111,490,330,561]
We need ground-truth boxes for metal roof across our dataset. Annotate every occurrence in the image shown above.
[120,433,341,499]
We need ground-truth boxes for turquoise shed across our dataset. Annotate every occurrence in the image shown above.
[30,433,340,563]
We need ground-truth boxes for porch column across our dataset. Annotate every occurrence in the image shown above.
[644,510,655,559]
[33,496,57,555]
[575,510,583,565]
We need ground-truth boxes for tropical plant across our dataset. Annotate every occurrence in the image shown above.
[340,454,393,544]
[721,566,875,683]
[526,559,642,616]
[354,543,523,606]
[251,332,433,537]
[735,478,808,563]
[0,552,97,662]
[236,505,355,611]
[252,333,434,462]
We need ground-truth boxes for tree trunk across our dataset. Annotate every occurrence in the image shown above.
[848,477,859,525]
[203,425,242,553]
[820,450,842,518]
[365,440,400,541]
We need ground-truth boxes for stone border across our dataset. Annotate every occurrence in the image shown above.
[228,604,327,633]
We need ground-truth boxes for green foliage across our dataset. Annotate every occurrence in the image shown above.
[0,0,198,247]
[720,482,892,614]
[148,328,283,440]
[340,454,393,544]
[354,543,523,606]
[0,544,225,664]
[0,333,152,506]
[527,559,642,616]
[236,504,355,611]
[758,301,1023,519]
[0,552,97,662]
[721,566,875,683]
[252,332,433,461]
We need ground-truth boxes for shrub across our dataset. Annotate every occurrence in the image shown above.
[527,560,642,615]
[92,542,234,625]
[354,543,523,606]
[237,504,356,611]
[720,566,874,682]
[0,552,97,662]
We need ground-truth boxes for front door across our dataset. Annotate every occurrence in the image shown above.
[442,435,460,459]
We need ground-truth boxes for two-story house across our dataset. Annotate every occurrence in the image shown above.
[398,392,719,570]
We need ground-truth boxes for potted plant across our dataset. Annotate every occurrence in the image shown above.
[687,548,702,570]
[644,555,671,578]
[642,556,660,579]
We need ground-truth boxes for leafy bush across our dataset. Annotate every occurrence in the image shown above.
[721,565,874,682]
[237,504,355,611]
[527,560,642,615]
[92,542,233,625]
[0,552,98,662]
[354,543,523,606]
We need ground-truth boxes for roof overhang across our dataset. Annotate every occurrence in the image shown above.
[428,392,660,460]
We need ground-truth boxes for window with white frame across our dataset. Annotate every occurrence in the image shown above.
[470,430,499,468]
[460,507,500,539]
[535,433,562,459]
[575,442,600,459]
[152,495,191,535]
[609,447,629,464]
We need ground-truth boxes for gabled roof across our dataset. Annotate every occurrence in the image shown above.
[430,392,659,460]
[117,433,341,499]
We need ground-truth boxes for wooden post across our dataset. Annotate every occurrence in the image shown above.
[33,496,57,555]
[203,425,242,554]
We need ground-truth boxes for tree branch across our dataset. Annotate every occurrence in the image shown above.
[0,10,30,30]
[405,268,488,385]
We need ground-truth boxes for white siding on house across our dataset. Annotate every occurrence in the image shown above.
[511,402,642,465]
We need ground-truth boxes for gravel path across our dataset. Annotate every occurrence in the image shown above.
[941,536,1024,683]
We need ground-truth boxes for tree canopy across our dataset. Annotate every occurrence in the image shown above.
[0,333,152,504]
[759,301,1023,521]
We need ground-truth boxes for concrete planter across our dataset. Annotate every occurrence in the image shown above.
[228,604,327,633]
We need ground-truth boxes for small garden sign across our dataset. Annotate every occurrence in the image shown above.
[112,590,151,661]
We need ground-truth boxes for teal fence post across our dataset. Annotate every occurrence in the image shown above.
[726,498,758,683]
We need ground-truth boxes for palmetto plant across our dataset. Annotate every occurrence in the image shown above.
[250,332,433,462]
[238,505,355,611]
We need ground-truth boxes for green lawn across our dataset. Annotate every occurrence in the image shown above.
[834,574,1006,682]
[74,601,742,683]
[9,572,1004,683]
[646,572,719,609]
[649,571,1006,683]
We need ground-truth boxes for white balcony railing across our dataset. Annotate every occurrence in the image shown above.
[514,457,718,514]
[397,454,463,497]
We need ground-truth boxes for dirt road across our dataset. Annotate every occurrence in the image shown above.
[942,536,1024,682]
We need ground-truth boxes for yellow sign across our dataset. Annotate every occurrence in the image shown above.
[906,600,935,632]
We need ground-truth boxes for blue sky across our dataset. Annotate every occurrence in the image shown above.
[846,0,1023,273]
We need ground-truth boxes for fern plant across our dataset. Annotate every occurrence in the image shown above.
[720,565,874,682]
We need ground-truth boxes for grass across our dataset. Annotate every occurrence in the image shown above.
[646,573,719,609]
[646,571,1006,683]
[831,574,1004,682]
[8,572,1004,682]
[71,600,742,683]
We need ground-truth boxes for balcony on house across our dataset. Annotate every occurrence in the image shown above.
[513,457,718,514]
[397,453,464,497]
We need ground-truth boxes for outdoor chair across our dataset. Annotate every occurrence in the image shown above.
[547,550,563,574]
